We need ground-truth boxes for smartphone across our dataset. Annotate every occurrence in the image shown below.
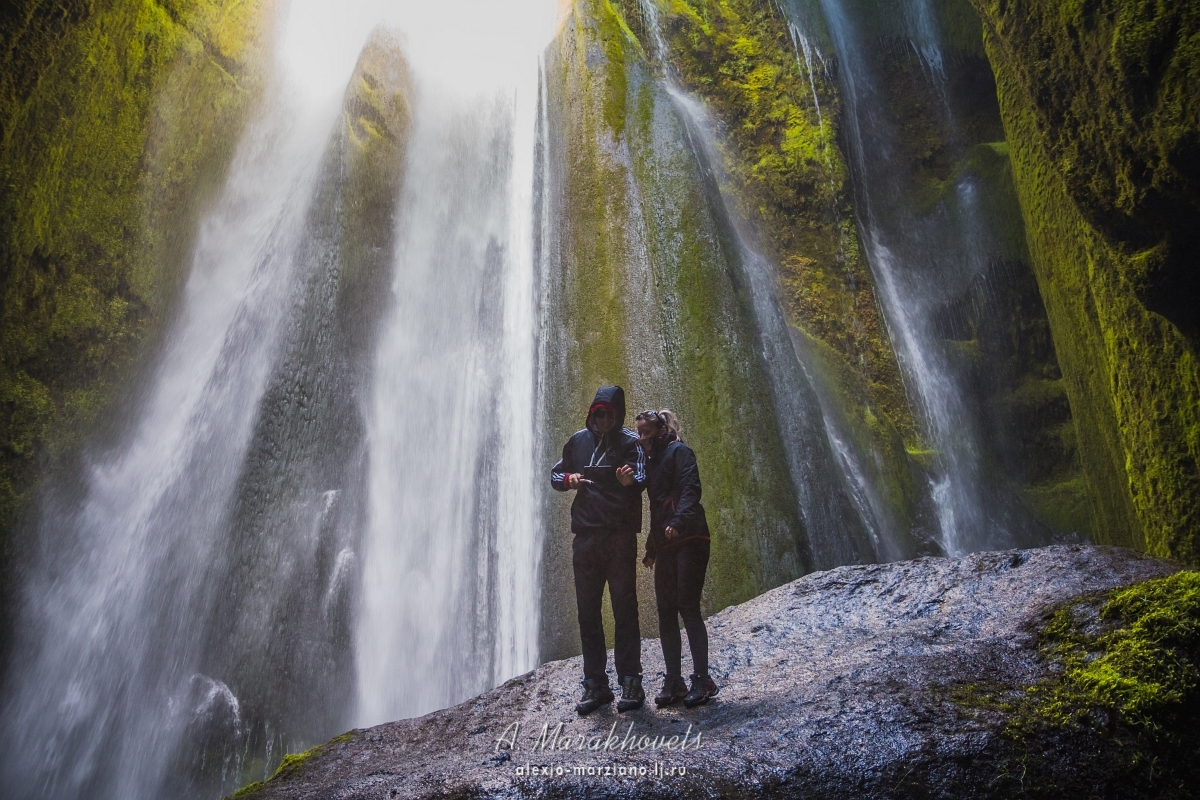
[582,465,616,485]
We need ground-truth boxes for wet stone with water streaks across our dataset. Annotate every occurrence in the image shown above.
[228,545,1181,799]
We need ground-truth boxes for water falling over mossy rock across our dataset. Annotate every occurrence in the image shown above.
[187,30,413,786]
[967,0,1200,563]
[649,0,929,536]
[540,0,812,661]
[0,0,272,640]
[652,0,917,451]
[224,546,1200,799]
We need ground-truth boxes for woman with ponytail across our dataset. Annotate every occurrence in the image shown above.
[635,409,718,708]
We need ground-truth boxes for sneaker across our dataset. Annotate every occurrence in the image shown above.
[654,674,688,708]
[683,674,717,707]
[616,674,645,712]
[576,678,614,716]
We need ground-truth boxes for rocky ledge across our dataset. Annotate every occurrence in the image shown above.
[233,546,1197,799]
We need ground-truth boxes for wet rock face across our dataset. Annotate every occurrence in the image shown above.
[970,0,1200,564]
[233,546,1176,799]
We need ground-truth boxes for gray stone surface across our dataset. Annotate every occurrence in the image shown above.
[234,545,1176,799]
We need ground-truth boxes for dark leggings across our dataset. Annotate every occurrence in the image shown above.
[653,538,710,677]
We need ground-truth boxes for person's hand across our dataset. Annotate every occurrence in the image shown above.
[567,473,581,490]
[616,465,634,486]
[643,554,655,570]
[665,525,678,540]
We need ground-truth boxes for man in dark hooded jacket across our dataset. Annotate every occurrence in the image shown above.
[551,386,647,714]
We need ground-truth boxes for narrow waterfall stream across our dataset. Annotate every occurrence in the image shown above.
[809,0,1048,555]
[662,87,885,567]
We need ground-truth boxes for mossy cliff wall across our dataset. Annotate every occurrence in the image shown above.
[540,0,806,659]
[0,0,271,612]
[806,0,1090,541]
[649,0,926,537]
[970,0,1200,561]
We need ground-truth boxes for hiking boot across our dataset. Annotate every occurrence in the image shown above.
[654,674,688,708]
[683,674,717,707]
[576,678,614,716]
[616,674,645,712]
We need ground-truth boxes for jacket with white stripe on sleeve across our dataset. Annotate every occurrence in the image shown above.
[550,385,646,534]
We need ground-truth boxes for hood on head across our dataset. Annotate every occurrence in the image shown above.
[587,385,626,432]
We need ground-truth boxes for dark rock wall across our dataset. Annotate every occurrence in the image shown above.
[821,0,1091,539]
[970,0,1200,562]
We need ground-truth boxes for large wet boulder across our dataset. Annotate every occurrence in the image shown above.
[229,545,1200,798]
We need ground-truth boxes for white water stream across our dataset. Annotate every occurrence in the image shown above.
[355,2,550,721]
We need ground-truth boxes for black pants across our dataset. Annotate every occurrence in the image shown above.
[573,530,641,684]
[654,538,710,677]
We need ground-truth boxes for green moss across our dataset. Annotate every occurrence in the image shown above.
[974,0,1200,560]
[1039,572,1200,730]
[956,572,1200,735]
[225,737,346,799]
[227,780,265,799]
[0,0,269,587]
[949,572,1200,795]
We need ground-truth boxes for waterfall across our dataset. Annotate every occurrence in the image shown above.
[355,41,544,724]
[638,2,897,568]
[0,61,347,800]
[806,0,1047,555]
[0,1,553,797]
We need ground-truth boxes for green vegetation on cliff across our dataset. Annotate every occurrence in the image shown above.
[336,30,412,355]
[226,731,356,799]
[839,0,1094,540]
[653,0,918,455]
[972,0,1200,561]
[0,0,270,571]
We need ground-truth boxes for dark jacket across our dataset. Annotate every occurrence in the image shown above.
[643,436,710,560]
[550,386,647,534]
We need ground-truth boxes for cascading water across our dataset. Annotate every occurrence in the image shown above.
[0,46,352,800]
[355,22,546,722]
[668,89,886,569]
[0,1,553,797]
[802,0,1050,555]
[638,1,900,568]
